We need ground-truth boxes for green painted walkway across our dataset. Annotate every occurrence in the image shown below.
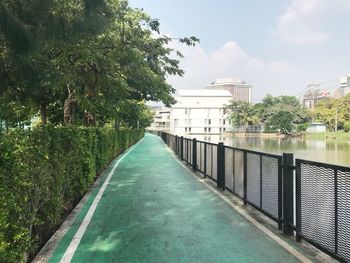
[49,133,300,263]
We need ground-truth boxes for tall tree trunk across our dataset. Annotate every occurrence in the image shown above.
[40,104,47,125]
[64,88,76,125]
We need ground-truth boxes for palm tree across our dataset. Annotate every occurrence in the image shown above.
[225,100,259,127]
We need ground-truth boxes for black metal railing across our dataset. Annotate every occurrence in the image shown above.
[296,159,350,262]
[150,131,350,263]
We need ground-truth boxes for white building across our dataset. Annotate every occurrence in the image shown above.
[205,78,252,103]
[307,123,327,133]
[149,107,170,131]
[302,83,329,109]
[170,90,232,135]
[334,75,350,99]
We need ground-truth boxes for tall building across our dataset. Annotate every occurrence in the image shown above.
[170,90,232,135]
[205,78,252,103]
[333,75,350,99]
[302,83,329,109]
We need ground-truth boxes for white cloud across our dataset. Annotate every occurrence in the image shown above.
[274,0,350,44]
[167,41,292,102]
[274,0,330,44]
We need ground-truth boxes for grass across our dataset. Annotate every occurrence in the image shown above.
[305,131,350,140]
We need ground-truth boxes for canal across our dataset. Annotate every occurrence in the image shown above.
[184,134,350,166]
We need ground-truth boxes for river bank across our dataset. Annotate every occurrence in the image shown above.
[305,131,350,140]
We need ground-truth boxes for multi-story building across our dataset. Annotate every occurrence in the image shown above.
[149,107,171,131]
[205,78,252,103]
[170,90,232,135]
[333,75,350,99]
[302,83,329,109]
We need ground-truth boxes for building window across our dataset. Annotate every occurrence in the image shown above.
[185,127,188,132]
[223,119,226,125]
[189,128,191,132]
[185,108,191,116]
[219,128,222,133]
[204,127,207,132]
[208,119,211,125]
[208,128,211,132]
[223,128,226,132]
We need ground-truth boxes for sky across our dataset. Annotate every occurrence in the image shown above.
[129,0,350,102]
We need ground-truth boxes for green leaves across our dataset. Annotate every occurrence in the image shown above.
[225,100,259,127]
[312,93,350,131]
[0,0,197,128]
[0,127,144,262]
[226,95,309,134]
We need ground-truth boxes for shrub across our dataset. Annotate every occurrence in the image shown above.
[0,126,144,262]
[344,121,350,133]
[296,122,309,132]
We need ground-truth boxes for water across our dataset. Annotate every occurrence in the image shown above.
[186,134,350,167]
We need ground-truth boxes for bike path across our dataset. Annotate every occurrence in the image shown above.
[49,133,300,263]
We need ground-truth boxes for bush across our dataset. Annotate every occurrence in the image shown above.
[296,122,309,132]
[344,121,350,133]
[0,126,144,262]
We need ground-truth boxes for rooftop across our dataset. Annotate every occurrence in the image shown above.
[177,89,232,97]
[206,77,252,86]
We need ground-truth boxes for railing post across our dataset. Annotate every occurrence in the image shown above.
[283,153,294,236]
[204,142,207,178]
[217,142,225,189]
[192,138,197,170]
[243,151,247,205]
[295,160,302,242]
[180,136,184,160]
[175,135,178,155]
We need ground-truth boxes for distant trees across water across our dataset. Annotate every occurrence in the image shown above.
[225,94,350,134]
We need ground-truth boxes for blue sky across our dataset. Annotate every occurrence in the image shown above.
[129,0,350,102]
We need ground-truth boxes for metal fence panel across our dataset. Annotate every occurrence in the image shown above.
[261,155,280,219]
[188,140,192,164]
[200,142,205,173]
[338,170,350,261]
[296,160,350,262]
[246,153,261,207]
[206,144,213,179]
[234,150,244,198]
[212,145,218,180]
[299,163,335,252]
[224,147,234,192]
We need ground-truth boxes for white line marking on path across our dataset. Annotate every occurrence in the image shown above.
[60,138,144,263]
[160,139,313,263]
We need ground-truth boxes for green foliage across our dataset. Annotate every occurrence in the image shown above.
[225,95,308,134]
[296,122,309,132]
[115,100,154,129]
[258,95,308,134]
[0,0,198,127]
[225,100,259,127]
[0,126,144,262]
[344,121,350,133]
[312,94,350,131]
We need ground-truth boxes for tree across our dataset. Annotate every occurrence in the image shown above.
[258,95,308,134]
[0,0,199,128]
[311,93,350,131]
[225,100,259,127]
[114,100,154,130]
